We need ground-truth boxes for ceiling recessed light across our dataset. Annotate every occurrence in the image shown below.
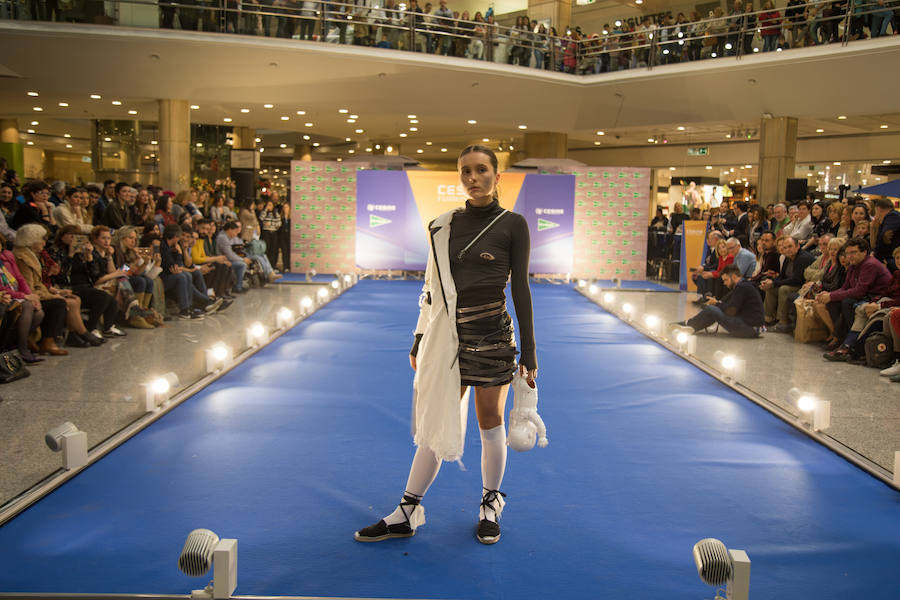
[880,124,889,129]
[350,114,359,119]
[111,100,122,105]
[594,141,601,146]
[241,108,250,113]
[677,126,685,131]
[347,119,356,123]
[705,165,712,170]
[104,137,112,142]
[467,120,477,124]
[417,149,423,153]
[264,104,274,108]
[259,148,264,153]
[345,137,351,142]
[399,133,407,137]
[365,148,372,152]
[725,133,732,138]
[596,131,605,136]
[281,116,290,121]
[90,94,101,99]
[833,161,841,166]
[407,114,417,119]
[518,125,527,130]
[816,128,824,133]
[837,115,847,120]
[349,149,355,154]
[313,142,320,147]
[305,122,313,127]
[190,104,200,110]
[883,160,892,164]
[410,119,419,124]
[669,167,676,171]
[337,157,343,162]
[441,148,448,152]
[426,141,433,146]
[745,164,752,168]
[254,137,261,143]
[223,117,232,122]
[128,110,138,115]
[482,138,489,142]
[339,109,349,114]
[26,129,35,134]
[58,102,69,107]
[647,137,655,143]
[355,128,364,134]
[409,127,418,132]
[509,145,514,150]
[296,110,306,115]
[30,121,39,126]
[63,133,71,138]
[27,141,34,145]
[280,143,287,148]
[65,143,72,148]
[27,91,39,97]
[32,107,42,111]
[196,142,203,147]
[151,140,158,145]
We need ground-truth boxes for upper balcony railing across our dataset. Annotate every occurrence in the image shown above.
[2,0,897,74]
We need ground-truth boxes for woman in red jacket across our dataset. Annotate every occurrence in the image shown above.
[759,1,782,52]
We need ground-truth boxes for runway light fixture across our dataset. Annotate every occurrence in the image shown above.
[602,292,615,304]
[317,287,329,305]
[789,388,830,431]
[588,284,598,295]
[45,422,88,470]
[142,372,180,411]
[276,307,295,329]
[713,350,745,380]
[178,529,238,599]
[205,342,234,374]
[577,279,587,288]
[300,296,314,315]
[644,314,660,333]
[246,322,268,348]
[621,302,633,318]
[692,538,750,600]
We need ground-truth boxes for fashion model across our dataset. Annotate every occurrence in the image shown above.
[355,145,538,545]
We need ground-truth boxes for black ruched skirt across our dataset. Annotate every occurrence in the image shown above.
[456,300,518,387]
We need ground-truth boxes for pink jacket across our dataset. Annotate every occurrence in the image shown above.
[0,250,33,299]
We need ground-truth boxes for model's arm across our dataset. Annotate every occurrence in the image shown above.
[509,214,537,371]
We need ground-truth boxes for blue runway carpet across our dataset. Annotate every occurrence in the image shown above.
[0,281,898,599]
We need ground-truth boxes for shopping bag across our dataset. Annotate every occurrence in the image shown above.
[794,299,828,343]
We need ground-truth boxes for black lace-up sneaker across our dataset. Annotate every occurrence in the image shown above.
[354,494,425,542]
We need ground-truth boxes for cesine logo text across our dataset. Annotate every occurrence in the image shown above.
[535,208,564,215]
[367,204,397,211]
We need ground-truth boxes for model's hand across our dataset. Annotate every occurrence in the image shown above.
[518,364,537,385]
[409,355,417,371]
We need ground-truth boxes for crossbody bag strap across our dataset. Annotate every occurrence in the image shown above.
[457,209,508,262]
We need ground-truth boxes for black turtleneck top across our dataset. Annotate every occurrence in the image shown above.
[413,199,536,371]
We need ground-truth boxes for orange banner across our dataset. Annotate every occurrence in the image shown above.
[406,172,523,234]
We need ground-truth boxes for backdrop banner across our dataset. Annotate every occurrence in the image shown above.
[680,219,709,292]
[356,171,575,273]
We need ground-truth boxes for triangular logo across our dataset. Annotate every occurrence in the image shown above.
[537,218,559,232]
[370,214,392,228]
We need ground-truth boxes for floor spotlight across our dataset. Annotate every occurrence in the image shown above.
[577,279,587,288]
[205,343,234,374]
[331,280,340,292]
[246,322,268,348]
[343,273,352,288]
[45,422,88,470]
[602,292,615,305]
[178,529,237,599]
[621,302,634,321]
[790,388,831,431]
[713,350,745,380]
[142,372,179,411]
[643,314,660,333]
[276,307,295,329]
[671,326,697,355]
[316,287,329,305]
[300,296,314,315]
[692,538,750,600]
[588,284,598,295]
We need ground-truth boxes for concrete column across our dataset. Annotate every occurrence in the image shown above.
[157,99,191,192]
[528,0,572,31]
[293,144,312,161]
[232,127,256,149]
[0,119,18,143]
[524,132,567,159]
[757,116,798,207]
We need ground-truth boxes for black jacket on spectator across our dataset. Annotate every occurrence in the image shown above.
[718,280,765,327]
[101,200,129,230]
[732,212,749,246]
[68,250,106,287]
[160,241,185,272]
[9,201,46,230]
[773,249,815,288]
[820,262,846,292]
[874,209,900,270]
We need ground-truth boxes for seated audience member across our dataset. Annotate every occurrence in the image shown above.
[803,234,835,281]
[47,226,113,344]
[727,201,750,247]
[159,224,217,319]
[179,226,230,311]
[191,221,235,300]
[832,204,854,238]
[52,187,93,234]
[871,197,900,271]
[668,203,686,233]
[726,236,756,278]
[825,246,900,362]
[748,232,780,289]
[216,221,251,293]
[851,203,871,229]
[85,225,134,336]
[100,182,133,230]
[10,181,55,230]
[208,193,227,226]
[813,242,849,348]
[693,237,732,303]
[650,207,669,231]
[770,203,790,237]
[761,236,815,332]
[786,200,813,244]
[112,226,163,327]
[11,225,74,355]
[0,234,45,363]
[802,202,832,251]
[853,219,870,239]
[815,237,892,347]
[155,194,177,228]
[677,264,764,338]
[0,183,17,244]
[747,205,768,249]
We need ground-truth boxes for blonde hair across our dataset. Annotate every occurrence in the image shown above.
[174,190,192,206]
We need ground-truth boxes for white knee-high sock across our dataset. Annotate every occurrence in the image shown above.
[480,425,507,522]
[383,445,441,526]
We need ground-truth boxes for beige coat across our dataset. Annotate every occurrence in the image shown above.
[12,247,53,300]
[52,202,93,234]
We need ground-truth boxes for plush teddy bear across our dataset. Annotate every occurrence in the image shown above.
[507,373,548,452]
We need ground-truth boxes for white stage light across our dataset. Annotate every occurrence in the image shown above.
[621,302,633,315]
[246,322,268,348]
[276,307,295,329]
[713,351,745,381]
[693,538,750,600]
[45,422,88,470]
[300,296,314,314]
[577,279,587,288]
[179,529,238,599]
[644,314,659,329]
[316,287,329,305]
[789,388,830,431]
[671,327,697,355]
[331,280,339,290]
[588,284,598,295]
[676,331,689,345]
[205,343,234,374]
[603,292,615,304]
[142,372,180,411]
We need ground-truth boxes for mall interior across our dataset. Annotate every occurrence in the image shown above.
[1,1,900,599]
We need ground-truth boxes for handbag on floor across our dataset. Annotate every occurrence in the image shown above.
[864,333,894,369]
[0,351,29,384]
[793,298,828,343]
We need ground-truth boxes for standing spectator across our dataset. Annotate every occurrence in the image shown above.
[741,2,758,54]
[871,198,900,271]
[870,0,894,37]
[726,0,744,55]
[759,0,782,52]
[298,0,317,40]
[258,200,282,271]
[785,0,806,47]
[433,0,453,55]
[0,184,17,244]
[276,202,291,272]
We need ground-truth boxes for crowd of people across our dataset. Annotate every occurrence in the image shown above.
[675,193,900,381]
[4,0,897,73]
[0,157,288,369]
